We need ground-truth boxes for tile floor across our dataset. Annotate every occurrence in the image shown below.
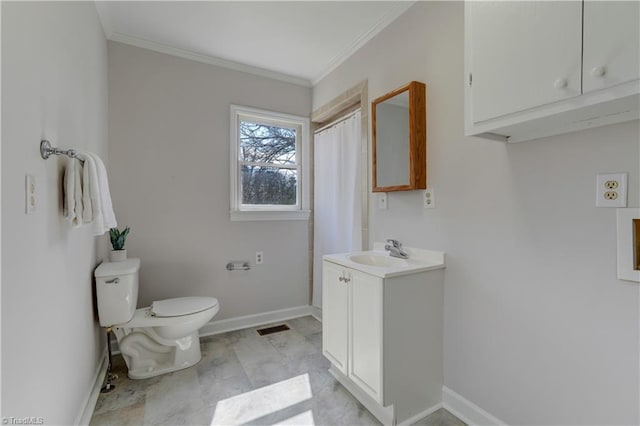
[90,316,465,426]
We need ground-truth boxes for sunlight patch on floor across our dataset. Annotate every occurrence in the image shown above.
[273,409,315,426]
[211,374,313,425]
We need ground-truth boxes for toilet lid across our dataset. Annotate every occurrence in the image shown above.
[151,297,218,317]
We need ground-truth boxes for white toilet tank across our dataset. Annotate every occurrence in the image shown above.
[95,258,141,327]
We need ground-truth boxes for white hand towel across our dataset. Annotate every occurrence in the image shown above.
[74,162,84,225]
[81,153,97,225]
[79,152,118,236]
[88,152,117,234]
[63,157,84,226]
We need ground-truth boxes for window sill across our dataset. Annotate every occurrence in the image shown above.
[230,210,311,222]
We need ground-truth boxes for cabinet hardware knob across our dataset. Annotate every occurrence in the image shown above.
[591,66,606,78]
[339,276,344,282]
[554,78,568,89]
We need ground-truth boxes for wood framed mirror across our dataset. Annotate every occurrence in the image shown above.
[372,81,426,192]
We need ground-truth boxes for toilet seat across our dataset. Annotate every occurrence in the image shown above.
[151,297,218,317]
[117,297,219,329]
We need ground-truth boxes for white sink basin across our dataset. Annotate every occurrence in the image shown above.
[348,253,407,267]
[324,243,446,278]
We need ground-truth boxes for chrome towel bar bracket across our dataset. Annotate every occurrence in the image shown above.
[40,139,80,160]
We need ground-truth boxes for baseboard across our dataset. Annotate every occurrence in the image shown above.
[309,305,322,322]
[442,386,506,426]
[74,350,108,426]
[199,305,316,337]
[328,365,395,425]
[397,403,443,426]
[110,305,318,354]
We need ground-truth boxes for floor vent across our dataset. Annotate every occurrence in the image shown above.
[256,324,290,336]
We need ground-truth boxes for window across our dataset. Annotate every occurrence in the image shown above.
[230,105,310,221]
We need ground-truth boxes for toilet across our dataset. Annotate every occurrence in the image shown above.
[95,258,219,379]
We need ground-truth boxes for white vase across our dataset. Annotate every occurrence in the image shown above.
[110,249,127,262]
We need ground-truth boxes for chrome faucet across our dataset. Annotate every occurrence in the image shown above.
[385,239,408,259]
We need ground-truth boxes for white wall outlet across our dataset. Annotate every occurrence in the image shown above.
[596,173,627,208]
[25,174,36,214]
[256,251,264,264]
[377,193,388,210]
[424,188,435,209]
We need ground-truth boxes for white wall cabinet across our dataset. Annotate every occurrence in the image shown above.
[582,1,640,94]
[322,257,444,425]
[465,1,639,143]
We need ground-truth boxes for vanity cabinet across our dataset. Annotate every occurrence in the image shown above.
[322,257,444,425]
[323,261,383,400]
[465,1,639,142]
[322,262,351,374]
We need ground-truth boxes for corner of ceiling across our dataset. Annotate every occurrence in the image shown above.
[107,31,312,88]
[310,1,416,87]
[93,1,113,40]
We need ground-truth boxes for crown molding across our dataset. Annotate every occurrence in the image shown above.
[108,32,312,88]
[310,1,415,86]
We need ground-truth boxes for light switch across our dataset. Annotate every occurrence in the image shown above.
[25,174,36,214]
[377,193,388,210]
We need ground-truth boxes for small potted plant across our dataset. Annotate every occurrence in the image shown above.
[109,226,130,262]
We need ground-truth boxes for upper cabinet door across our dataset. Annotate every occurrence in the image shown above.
[583,1,640,94]
[468,1,583,123]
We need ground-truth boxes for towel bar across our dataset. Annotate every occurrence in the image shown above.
[226,261,251,271]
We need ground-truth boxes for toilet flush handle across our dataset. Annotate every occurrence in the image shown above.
[105,278,120,284]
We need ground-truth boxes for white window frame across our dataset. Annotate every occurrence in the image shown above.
[230,104,310,221]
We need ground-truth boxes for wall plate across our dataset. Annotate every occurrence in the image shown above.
[424,188,435,209]
[596,173,627,208]
[25,174,36,214]
[377,193,388,210]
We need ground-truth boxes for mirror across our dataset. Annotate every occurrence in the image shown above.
[372,81,426,192]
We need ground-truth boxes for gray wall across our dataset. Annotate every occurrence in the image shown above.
[107,42,312,319]
[314,2,639,424]
[1,2,109,423]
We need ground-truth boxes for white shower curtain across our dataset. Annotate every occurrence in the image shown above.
[312,111,362,308]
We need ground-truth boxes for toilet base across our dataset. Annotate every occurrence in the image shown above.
[115,328,203,379]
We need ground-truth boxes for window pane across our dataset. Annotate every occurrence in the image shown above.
[240,121,296,165]
[241,166,297,205]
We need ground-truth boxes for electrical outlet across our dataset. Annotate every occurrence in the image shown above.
[256,251,263,265]
[596,173,627,208]
[423,188,435,209]
[604,191,618,200]
[604,180,619,190]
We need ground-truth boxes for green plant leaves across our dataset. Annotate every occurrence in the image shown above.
[109,226,130,250]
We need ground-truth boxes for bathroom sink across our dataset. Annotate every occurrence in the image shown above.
[324,243,446,279]
[348,253,407,267]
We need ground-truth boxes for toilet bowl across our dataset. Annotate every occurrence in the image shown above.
[95,258,219,379]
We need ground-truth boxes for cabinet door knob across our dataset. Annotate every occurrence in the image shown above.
[339,276,344,282]
[554,78,568,89]
[591,66,607,78]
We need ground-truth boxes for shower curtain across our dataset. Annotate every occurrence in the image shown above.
[312,111,362,308]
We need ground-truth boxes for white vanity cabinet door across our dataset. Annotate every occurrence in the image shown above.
[583,1,639,94]
[467,1,582,123]
[349,269,383,403]
[322,261,349,374]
